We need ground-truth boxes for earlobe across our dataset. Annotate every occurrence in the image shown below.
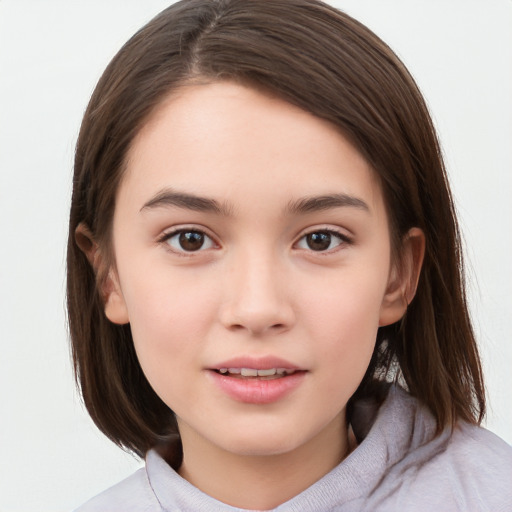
[75,223,130,325]
[379,227,425,327]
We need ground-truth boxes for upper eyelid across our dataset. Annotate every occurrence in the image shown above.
[158,227,219,256]
[157,226,219,250]
[158,224,217,241]
[156,224,353,246]
[295,225,353,241]
[292,227,353,253]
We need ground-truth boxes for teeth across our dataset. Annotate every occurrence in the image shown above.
[218,367,296,376]
[256,368,277,377]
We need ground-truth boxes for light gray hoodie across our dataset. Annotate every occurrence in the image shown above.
[75,385,512,511]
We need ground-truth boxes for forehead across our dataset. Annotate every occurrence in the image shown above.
[121,81,385,216]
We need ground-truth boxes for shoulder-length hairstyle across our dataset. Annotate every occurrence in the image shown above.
[68,0,485,458]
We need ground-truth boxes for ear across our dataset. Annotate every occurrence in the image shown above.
[75,223,130,325]
[379,227,425,327]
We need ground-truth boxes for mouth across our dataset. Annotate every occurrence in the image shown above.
[209,363,307,404]
[214,367,300,380]
[208,356,306,403]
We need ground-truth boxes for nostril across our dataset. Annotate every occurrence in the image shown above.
[225,322,287,334]
[219,297,295,334]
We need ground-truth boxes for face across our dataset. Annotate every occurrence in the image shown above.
[104,82,411,461]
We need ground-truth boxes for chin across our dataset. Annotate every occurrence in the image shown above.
[225,438,301,457]
[210,424,314,458]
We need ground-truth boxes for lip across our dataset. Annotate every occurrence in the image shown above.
[207,356,306,404]
[210,356,301,372]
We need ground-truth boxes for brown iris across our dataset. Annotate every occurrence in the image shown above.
[179,231,205,251]
[306,232,332,251]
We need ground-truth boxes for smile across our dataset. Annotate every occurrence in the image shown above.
[209,362,306,404]
[216,368,297,379]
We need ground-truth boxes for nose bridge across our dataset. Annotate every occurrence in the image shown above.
[220,243,294,335]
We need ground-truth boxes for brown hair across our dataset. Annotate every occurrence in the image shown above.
[68,0,485,458]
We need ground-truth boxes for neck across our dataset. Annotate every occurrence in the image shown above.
[177,415,350,510]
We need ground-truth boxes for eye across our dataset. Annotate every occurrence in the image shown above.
[295,230,349,252]
[163,229,216,253]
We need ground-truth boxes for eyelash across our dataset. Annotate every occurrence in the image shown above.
[158,227,353,255]
[294,228,352,253]
[158,227,217,255]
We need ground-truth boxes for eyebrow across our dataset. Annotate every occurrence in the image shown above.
[140,188,233,216]
[286,193,370,214]
[140,188,369,216]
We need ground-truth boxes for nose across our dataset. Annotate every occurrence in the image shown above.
[219,250,295,336]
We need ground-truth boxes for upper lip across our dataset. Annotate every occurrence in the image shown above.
[209,356,302,371]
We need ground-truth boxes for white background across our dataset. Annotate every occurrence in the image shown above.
[0,1,510,510]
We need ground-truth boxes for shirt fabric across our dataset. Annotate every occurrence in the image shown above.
[74,385,512,511]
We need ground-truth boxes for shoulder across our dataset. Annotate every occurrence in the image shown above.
[360,387,512,511]
[443,422,512,491]
[73,467,161,512]
[450,421,512,464]
[386,418,512,510]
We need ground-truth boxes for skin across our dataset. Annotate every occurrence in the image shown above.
[82,82,424,509]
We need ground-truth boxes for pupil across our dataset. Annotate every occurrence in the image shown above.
[307,232,331,251]
[179,231,204,251]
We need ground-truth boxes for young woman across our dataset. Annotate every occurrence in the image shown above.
[68,0,512,510]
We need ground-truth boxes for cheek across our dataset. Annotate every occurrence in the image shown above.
[304,265,388,335]
[120,270,219,381]
[300,268,388,376]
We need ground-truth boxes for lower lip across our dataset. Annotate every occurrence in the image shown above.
[208,371,306,404]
